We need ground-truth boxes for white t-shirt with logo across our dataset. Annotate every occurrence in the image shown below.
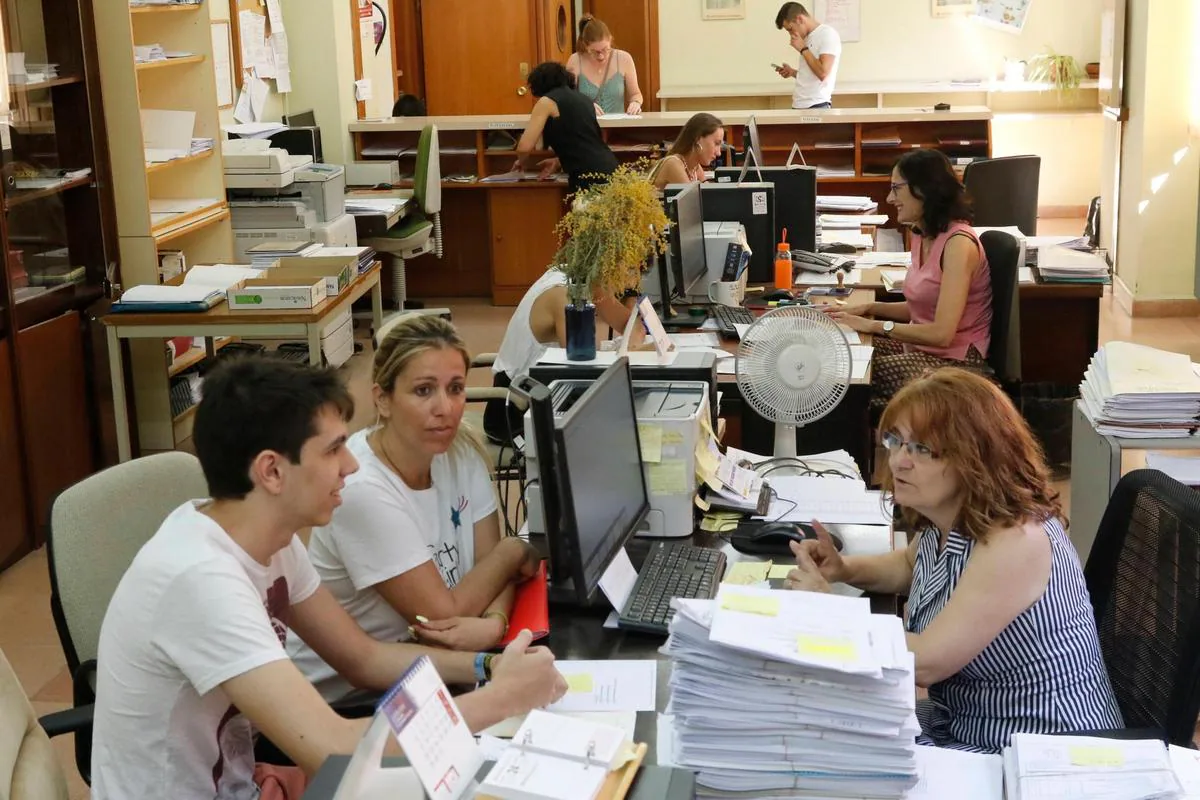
[791,23,842,109]
[91,501,320,800]
[288,428,497,701]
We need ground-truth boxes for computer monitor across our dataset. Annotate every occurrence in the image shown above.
[745,115,764,167]
[667,182,707,299]
[283,109,317,128]
[552,359,650,603]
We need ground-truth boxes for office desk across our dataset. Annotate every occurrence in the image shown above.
[102,264,384,461]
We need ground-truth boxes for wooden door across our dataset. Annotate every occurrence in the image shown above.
[15,311,95,538]
[585,0,658,110]
[539,0,573,64]
[488,188,568,305]
[0,338,31,569]
[421,0,539,115]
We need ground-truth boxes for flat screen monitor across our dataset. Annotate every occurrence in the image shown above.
[668,182,707,299]
[284,109,317,128]
[745,115,764,167]
[553,359,649,602]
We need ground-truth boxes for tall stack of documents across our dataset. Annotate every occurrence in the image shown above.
[1080,342,1200,438]
[1035,245,1109,283]
[661,588,919,798]
[1003,733,1183,799]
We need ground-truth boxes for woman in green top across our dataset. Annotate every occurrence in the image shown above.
[565,15,644,117]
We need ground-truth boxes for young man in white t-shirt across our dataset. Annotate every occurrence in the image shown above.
[90,358,567,800]
[773,2,842,109]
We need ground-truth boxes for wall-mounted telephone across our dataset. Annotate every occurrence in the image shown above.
[792,249,854,274]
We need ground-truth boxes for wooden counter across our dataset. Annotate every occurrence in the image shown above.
[349,108,992,305]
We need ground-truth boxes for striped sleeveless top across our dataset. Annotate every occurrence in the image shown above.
[907,518,1123,753]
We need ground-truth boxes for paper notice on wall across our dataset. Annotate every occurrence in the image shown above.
[233,88,253,124]
[265,0,284,29]
[815,0,861,43]
[248,76,269,121]
[238,11,259,70]
[355,79,373,102]
[271,32,291,93]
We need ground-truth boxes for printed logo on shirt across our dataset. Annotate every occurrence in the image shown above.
[211,705,255,797]
[449,495,469,531]
[431,540,461,587]
[264,576,292,646]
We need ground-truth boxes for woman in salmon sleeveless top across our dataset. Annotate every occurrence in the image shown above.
[826,149,993,410]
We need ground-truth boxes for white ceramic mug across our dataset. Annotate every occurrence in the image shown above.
[708,280,742,307]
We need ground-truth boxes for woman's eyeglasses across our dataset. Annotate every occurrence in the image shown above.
[881,430,938,461]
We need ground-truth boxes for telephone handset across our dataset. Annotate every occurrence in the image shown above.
[792,249,853,274]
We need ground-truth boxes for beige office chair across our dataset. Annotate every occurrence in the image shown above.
[364,124,442,311]
[47,450,208,784]
[0,648,81,799]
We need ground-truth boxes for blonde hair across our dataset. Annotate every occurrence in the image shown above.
[576,14,613,53]
[878,367,1064,542]
[373,313,487,463]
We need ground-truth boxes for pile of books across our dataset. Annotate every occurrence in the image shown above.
[661,587,919,798]
[1080,342,1200,438]
[247,240,321,268]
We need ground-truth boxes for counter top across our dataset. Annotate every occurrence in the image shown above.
[349,106,993,133]
[656,78,1100,99]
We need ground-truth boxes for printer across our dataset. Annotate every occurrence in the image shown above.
[524,378,709,539]
[223,139,312,189]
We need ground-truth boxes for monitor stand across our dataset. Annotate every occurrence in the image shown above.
[656,298,706,329]
[529,532,613,610]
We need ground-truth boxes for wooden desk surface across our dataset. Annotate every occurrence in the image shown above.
[798,265,1106,300]
[102,264,382,328]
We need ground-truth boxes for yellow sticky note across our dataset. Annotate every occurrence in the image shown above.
[797,634,858,661]
[693,494,711,512]
[694,444,719,477]
[662,429,685,446]
[565,673,594,693]
[647,460,689,494]
[722,562,771,586]
[638,424,663,463]
[720,592,780,616]
[1068,746,1124,768]
[768,564,795,580]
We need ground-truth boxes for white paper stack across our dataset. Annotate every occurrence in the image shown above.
[246,240,322,268]
[1003,733,1183,800]
[821,214,890,228]
[1146,453,1200,485]
[661,589,919,799]
[134,44,165,64]
[1080,342,1200,438]
[817,195,877,213]
[1036,245,1109,282]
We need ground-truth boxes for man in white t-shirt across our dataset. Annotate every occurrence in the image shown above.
[90,359,567,800]
[773,2,842,109]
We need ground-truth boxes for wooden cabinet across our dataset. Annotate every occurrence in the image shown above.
[488,188,568,305]
[0,339,30,570]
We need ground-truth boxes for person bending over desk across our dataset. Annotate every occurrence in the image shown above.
[483,269,645,444]
[648,112,725,190]
[514,62,619,193]
[784,368,1122,754]
[567,15,644,116]
[287,315,543,704]
[824,149,992,412]
[91,358,565,799]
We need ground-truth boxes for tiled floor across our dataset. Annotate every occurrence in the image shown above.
[6,217,1199,794]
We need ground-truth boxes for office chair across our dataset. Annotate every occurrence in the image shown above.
[1083,468,1200,746]
[46,451,208,784]
[978,229,1022,387]
[363,124,443,312]
[0,648,93,798]
[963,155,1041,236]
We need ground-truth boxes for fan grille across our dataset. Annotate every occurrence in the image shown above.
[735,305,853,425]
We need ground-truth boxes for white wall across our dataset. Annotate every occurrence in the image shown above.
[283,0,358,164]
[659,0,1103,89]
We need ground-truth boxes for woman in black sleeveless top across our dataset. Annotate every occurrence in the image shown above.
[515,62,618,193]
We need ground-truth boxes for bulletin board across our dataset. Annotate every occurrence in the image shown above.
[228,0,266,90]
[228,0,291,92]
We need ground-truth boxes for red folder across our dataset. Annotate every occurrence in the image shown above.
[498,561,549,646]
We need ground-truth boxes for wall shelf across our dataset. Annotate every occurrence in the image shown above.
[135,54,205,72]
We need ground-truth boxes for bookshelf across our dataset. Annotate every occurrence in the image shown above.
[95,0,233,451]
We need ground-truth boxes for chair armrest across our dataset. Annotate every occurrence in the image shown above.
[471,353,497,368]
[467,388,516,403]
[39,703,94,739]
[1049,727,1168,744]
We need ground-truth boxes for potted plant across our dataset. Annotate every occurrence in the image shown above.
[1027,49,1085,95]
[550,162,669,360]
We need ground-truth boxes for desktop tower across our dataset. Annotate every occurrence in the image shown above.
[698,182,776,283]
[714,165,817,253]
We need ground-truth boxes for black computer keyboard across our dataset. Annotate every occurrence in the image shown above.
[711,304,756,337]
[617,542,726,635]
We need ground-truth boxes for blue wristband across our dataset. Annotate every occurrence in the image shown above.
[473,652,488,683]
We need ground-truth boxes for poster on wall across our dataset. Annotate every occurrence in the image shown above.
[972,0,1032,34]
[815,0,861,43]
[701,0,745,20]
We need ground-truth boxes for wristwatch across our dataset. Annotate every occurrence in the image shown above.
[474,652,497,683]
[800,46,810,54]
[881,321,895,335]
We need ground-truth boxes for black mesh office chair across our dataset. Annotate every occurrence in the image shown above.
[1084,468,1200,746]
[978,230,1021,386]
[964,155,1041,236]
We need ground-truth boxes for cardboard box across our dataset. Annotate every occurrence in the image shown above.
[269,256,354,295]
[228,276,327,310]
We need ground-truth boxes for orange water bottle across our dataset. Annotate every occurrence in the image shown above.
[774,227,792,291]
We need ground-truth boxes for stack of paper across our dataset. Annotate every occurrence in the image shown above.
[661,590,919,798]
[344,196,408,217]
[246,240,321,268]
[190,138,214,155]
[1003,734,1183,799]
[1145,453,1200,485]
[820,229,874,250]
[857,252,911,268]
[1080,342,1200,438]
[815,165,856,179]
[821,214,890,228]
[115,284,224,309]
[816,195,877,213]
[1036,246,1109,283]
[134,44,165,64]
[312,245,377,273]
[181,264,264,295]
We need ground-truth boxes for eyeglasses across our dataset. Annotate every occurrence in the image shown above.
[881,430,938,461]
[587,46,612,58]
[888,181,909,195]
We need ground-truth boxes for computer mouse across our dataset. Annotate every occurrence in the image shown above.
[762,289,794,302]
[819,243,857,255]
[730,521,844,557]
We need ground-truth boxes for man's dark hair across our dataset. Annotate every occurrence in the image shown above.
[894,149,974,236]
[527,61,576,97]
[193,357,354,500]
[775,2,808,29]
[391,93,427,117]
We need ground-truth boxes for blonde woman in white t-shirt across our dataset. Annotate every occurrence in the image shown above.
[288,314,540,702]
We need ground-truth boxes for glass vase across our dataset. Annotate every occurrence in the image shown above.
[565,301,597,361]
